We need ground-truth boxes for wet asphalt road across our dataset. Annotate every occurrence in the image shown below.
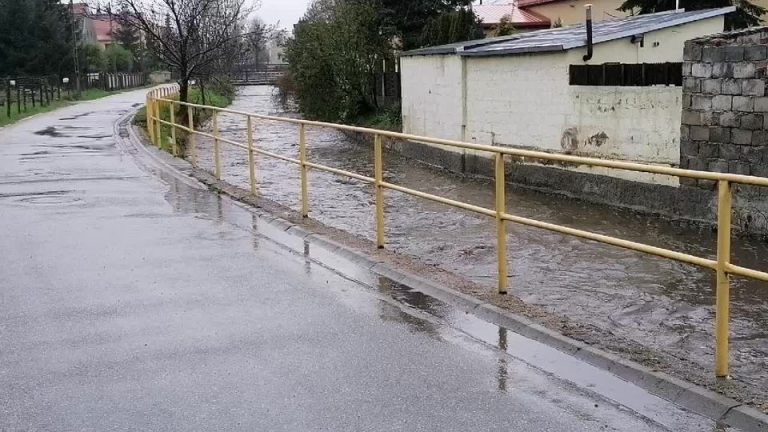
[0,92,731,430]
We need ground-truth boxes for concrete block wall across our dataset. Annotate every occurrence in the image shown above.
[681,28,768,188]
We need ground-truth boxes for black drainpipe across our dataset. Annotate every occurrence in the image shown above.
[583,4,594,61]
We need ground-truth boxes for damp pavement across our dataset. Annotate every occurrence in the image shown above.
[195,86,768,389]
[0,93,740,431]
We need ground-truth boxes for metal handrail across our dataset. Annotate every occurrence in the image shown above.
[145,87,768,379]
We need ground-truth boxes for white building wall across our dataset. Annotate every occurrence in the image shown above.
[464,53,570,152]
[461,53,683,184]
[400,55,464,142]
[568,86,682,164]
[400,16,725,184]
[575,16,725,64]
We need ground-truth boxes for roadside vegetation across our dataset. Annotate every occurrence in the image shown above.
[134,83,235,154]
[279,0,481,129]
[0,88,140,128]
[117,0,276,157]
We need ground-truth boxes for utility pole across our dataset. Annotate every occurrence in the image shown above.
[108,1,116,74]
[70,0,82,96]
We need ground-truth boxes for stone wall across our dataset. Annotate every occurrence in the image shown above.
[681,28,768,187]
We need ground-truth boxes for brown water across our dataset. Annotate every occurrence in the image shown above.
[195,86,768,384]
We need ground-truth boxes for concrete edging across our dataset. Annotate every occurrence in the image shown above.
[119,110,768,432]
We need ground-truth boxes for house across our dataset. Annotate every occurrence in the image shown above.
[91,15,121,49]
[72,3,121,49]
[266,39,287,65]
[400,8,733,185]
[753,0,768,23]
[474,3,551,35]
[517,0,628,27]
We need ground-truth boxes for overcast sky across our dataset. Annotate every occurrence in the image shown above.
[256,0,312,30]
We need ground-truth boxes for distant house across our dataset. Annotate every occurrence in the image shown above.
[474,3,551,35]
[72,3,121,49]
[517,0,768,26]
[517,0,628,27]
[400,8,733,185]
[752,0,768,23]
[266,39,286,65]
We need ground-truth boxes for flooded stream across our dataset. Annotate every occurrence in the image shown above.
[195,86,768,384]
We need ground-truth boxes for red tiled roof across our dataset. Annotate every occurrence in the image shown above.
[517,0,564,7]
[475,4,551,28]
[72,3,89,16]
[92,16,121,42]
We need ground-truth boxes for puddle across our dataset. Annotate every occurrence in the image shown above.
[59,112,93,121]
[0,190,81,205]
[34,127,64,137]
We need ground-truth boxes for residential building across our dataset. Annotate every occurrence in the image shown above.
[474,3,551,35]
[400,8,733,185]
[72,3,121,49]
[753,0,768,23]
[518,0,628,27]
[266,39,286,65]
[516,0,768,27]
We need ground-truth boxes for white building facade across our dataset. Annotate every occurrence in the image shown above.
[400,9,732,184]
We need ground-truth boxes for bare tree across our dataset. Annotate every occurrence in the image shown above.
[243,16,271,66]
[116,0,256,104]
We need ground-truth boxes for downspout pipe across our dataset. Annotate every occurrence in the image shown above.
[583,4,594,62]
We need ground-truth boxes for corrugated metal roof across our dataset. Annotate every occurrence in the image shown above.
[475,4,551,27]
[402,7,734,57]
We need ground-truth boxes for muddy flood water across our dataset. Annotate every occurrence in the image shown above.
[194,86,768,386]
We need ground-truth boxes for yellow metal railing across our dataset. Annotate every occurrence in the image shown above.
[145,88,768,379]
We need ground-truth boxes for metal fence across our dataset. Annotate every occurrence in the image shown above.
[230,64,289,86]
[1,73,147,122]
[1,76,66,119]
[146,86,768,379]
[85,72,147,91]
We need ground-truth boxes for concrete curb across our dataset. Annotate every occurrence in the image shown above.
[119,112,768,432]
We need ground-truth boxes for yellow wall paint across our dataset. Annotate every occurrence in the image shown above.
[568,16,725,64]
[525,0,628,26]
[753,0,768,23]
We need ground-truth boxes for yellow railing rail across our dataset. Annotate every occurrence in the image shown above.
[146,88,768,379]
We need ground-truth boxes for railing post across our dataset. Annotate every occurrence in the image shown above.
[716,179,732,378]
[247,116,257,196]
[169,101,177,156]
[374,134,385,248]
[299,124,309,217]
[187,105,197,166]
[147,96,155,145]
[154,98,162,149]
[495,152,509,294]
[213,109,222,180]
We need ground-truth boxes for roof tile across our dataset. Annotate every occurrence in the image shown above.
[475,4,551,27]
